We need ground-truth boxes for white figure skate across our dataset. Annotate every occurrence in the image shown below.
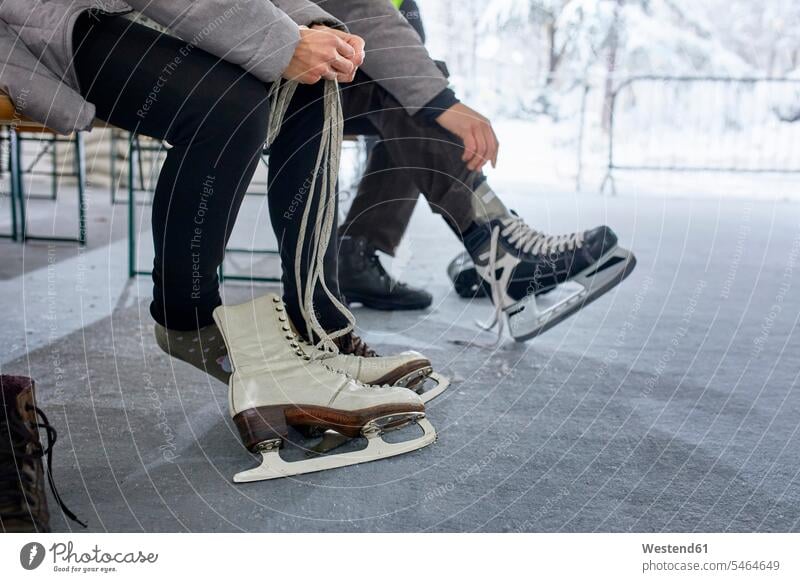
[276,301,449,456]
[213,294,436,482]
[290,325,449,404]
[299,351,449,456]
[312,345,449,404]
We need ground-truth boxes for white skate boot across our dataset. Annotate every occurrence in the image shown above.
[272,298,448,455]
[213,294,436,483]
[454,183,637,342]
[309,342,449,404]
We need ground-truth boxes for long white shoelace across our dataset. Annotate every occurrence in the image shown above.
[266,79,355,355]
[475,225,506,346]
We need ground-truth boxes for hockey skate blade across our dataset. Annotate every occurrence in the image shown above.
[233,415,436,483]
[507,246,637,342]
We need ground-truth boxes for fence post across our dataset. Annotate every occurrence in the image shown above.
[600,83,619,196]
[575,82,590,193]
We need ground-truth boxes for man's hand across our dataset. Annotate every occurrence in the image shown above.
[436,103,499,171]
[282,26,365,84]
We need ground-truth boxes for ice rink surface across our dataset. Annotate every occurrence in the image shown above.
[2,182,799,532]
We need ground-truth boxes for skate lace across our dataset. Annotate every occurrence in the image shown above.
[273,302,392,389]
[0,405,86,528]
[476,225,506,346]
[267,79,355,356]
[466,221,584,347]
[450,225,506,349]
[499,215,584,255]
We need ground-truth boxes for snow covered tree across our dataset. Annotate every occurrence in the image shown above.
[419,0,796,123]
[697,1,800,76]
[483,1,574,84]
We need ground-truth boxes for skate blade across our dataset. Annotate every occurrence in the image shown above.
[233,414,436,483]
[416,372,450,404]
[394,365,434,390]
[393,367,449,404]
[307,404,444,455]
[307,407,439,456]
[306,431,352,456]
[507,246,637,342]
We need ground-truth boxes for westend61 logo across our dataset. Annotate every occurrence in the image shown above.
[19,541,158,574]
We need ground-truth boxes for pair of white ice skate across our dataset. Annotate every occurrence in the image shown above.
[213,293,447,483]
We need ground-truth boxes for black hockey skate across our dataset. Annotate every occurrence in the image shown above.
[447,251,490,299]
[455,183,636,341]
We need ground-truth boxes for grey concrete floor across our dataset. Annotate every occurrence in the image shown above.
[2,183,800,532]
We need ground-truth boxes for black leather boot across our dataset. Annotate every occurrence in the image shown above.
[338,236,432,310]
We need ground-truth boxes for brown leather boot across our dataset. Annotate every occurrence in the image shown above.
[1,375,84,532]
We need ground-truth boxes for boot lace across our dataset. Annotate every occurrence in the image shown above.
[268,79,355,354]
[477,226,507,346]
[499,214,584,256]
[272,300,391,388]
[0,404,86,528]
[467,220,584,346]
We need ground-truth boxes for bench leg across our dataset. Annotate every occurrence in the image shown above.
[75,133,87,246]
[128,134,136,277]
[10,129,25,242]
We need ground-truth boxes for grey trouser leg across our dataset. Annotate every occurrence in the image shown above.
[339,140,420,255]
[338,71,483,256]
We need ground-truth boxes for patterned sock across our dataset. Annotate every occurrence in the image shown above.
[154,323,231,384]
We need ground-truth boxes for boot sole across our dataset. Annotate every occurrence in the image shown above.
[343,292,431,311]
[293,362,434,442]
[234,402,425,451]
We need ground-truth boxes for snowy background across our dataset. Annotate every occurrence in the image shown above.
[414,0,800,200]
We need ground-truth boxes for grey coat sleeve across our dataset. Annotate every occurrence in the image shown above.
[271,0,345,30]
[123,0,304,83]
[317,0,448,115]
[0,21,95,134]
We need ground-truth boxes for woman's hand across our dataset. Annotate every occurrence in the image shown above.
[282,26,365,84]
[311,25,365,75]
[436,103,499,171]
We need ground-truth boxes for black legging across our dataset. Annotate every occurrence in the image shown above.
[72,12,347,333]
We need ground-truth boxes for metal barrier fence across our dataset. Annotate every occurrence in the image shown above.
[601,76,800,194]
